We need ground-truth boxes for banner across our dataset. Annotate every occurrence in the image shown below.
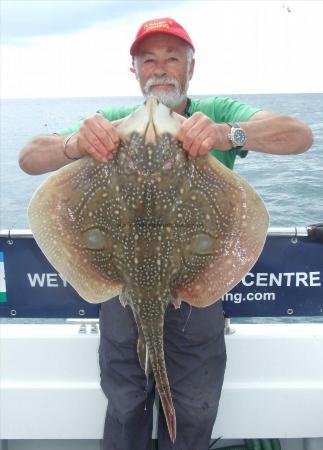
[0,234,322,318]
[222,235,322,317]
[0,237,99,318]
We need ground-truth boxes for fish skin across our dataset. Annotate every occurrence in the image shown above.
[28,97,269,443]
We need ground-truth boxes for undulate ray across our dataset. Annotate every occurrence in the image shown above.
[28,97,269,443]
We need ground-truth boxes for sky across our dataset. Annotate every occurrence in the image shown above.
[1,0,323,98]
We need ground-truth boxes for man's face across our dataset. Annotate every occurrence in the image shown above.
[133,33,195,110]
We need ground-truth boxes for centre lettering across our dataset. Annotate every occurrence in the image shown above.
[243,271,321,287]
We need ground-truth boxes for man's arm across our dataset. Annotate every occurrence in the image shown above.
[19,114,120,175]
[177,110,313,159]
[242,110,313,155]
[19,134,76,175]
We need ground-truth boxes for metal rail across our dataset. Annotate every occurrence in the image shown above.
[0,226,311,238]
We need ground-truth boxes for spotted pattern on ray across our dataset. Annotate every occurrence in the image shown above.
[28,97,269,443]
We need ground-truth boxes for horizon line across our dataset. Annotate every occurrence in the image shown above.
[2,92,322,101]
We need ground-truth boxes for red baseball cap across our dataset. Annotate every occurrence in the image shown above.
[130,17,195,56]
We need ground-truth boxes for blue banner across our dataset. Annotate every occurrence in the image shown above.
[0,234,322,318]
[0,236,99,318]
[222,235,322,317]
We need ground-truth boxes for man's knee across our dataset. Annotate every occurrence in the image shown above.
[186,402,219,428]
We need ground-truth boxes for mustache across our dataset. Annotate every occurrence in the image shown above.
[144,77,180,91]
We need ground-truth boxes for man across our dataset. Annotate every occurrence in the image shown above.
[19,17,312,450]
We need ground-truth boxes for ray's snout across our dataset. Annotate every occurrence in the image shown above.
[145,95,160,108]
[117,96,181,143]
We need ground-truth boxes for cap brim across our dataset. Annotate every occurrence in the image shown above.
[130,30,194,56]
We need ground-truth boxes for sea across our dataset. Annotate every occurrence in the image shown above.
[1,93,322,323]
[1,93,322,229]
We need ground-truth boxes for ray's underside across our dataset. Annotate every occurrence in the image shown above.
[28,98,269,442]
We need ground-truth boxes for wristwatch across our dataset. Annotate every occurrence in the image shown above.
[227,122,246,149]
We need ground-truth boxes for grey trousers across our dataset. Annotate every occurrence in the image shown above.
[99,297,226,450]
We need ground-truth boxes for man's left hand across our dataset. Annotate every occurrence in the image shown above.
[177,112,231,159]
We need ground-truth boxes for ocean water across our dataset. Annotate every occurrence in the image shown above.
[1,93,322,230]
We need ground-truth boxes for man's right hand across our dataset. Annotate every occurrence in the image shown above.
[69,114,121,163]
[19,115,124,175]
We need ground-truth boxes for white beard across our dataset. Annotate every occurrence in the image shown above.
[142,76,189,109]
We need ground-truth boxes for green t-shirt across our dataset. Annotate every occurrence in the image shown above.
[57,96,260,169]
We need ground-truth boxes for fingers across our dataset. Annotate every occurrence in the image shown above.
[187,133,214,159]
[79,130,114,163]
[178,113,230,159]
[78,114,120,162]
[178,113,215,159]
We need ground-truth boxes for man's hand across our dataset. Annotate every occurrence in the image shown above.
[69,114,121,163]
[177,112,231,159]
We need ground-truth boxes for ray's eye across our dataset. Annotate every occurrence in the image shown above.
[82,228,108,250]
[163,159,173,170]
[186,233,217,256]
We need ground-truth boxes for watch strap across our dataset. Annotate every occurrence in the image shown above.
[228,122,240,128]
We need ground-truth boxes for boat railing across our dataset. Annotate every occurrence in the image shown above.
[0,225,322,321]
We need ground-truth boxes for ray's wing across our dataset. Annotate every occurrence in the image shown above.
[175,154,269,307]
[28,158,124,303]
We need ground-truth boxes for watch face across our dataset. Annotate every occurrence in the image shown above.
[233,128,246,146]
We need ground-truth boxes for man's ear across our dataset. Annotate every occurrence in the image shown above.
[130,64,139,81]
[189,58,195,80]
[130,59,139,80]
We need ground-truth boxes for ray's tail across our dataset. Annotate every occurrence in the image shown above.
[142,322,176,443]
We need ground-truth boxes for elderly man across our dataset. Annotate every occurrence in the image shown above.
[19,17,312,450]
